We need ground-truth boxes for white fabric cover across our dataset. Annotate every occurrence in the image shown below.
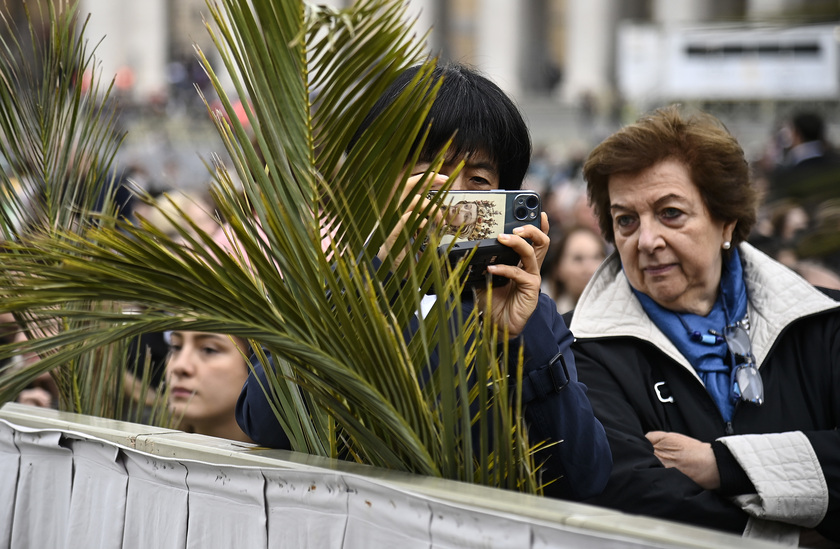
[10,429,72,549]
[0,417,754,548]
[66,438,128,548]
[121,448,189,549]
[427,496,532,548]
[263,469,349,548]
[184,461,266,548]
[0,422,19,549]
[343,475,433,548]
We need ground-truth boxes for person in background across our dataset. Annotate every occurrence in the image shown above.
[166,330,253,443]
[797,201,840,280]
[542,225,607,314]
[769,200,809,247]
[236,63,611,500]
[755,199,811,268]
[792,260,840,291]
[570,105,840,544]
[1,311,58,408]
[770,111,840,208]
[137,189,220,246]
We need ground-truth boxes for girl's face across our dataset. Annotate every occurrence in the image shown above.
[165,331,250,435]
[555,230,606,300]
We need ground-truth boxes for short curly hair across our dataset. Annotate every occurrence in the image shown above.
[582,105,758,246]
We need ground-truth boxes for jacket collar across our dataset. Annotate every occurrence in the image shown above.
[570,243,839,374]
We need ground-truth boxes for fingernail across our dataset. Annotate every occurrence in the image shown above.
[497,234,510,241]
[513,227,524,235]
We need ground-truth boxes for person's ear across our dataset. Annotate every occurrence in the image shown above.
[723,220,737,246]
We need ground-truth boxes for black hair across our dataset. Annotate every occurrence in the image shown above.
[792,111,825,144]
[349,63,531,190]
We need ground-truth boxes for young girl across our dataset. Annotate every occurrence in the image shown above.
[543,226,607,313]
[166,331,253,443]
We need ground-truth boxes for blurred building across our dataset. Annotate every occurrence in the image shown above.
[79,0,212,105]
[68,0,840,162]
[76,0,839,110]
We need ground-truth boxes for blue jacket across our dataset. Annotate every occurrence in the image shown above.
[236,292,611,500]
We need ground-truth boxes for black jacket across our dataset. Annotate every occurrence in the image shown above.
[769,149,840,206]
[567,244,840,542]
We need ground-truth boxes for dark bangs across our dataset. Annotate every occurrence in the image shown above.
[349,64,531,190]
[416,66,531,190]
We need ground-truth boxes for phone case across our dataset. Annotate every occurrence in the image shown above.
[434,190,541,288]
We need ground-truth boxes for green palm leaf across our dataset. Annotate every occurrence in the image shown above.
[0,0,543,493]
[0,0,165,422]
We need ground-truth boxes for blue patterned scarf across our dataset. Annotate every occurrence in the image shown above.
[632,248,747,422]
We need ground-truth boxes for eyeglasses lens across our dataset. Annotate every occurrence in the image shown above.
[723,325,751,356]
[724,325,764,406]
[732,364,764,405]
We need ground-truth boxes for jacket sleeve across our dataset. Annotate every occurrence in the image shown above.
[235,353,293,449]
[717,307,840,541]
[572,338,751,534]
[512,294,612,501]
[719,432,828,527]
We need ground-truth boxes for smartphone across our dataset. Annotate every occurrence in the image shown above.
[430,189,541,288]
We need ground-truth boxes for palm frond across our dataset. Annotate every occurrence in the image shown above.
[0,1,123,237]
[0,0,543,493]
[0,0,169,422]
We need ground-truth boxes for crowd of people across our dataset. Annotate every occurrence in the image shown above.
[10,62,840,545]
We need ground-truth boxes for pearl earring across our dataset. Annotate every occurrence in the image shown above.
[722,241,731,250]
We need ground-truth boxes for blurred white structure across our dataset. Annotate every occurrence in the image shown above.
[79,0,169,102]
[71,0,838,161]
[618,23,840,105]
[77,0,840,109]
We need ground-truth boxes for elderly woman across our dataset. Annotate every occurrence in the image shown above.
[567,105,840,544]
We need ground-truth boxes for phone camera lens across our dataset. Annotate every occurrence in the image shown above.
[525,195,539,209]
[514,206,528,220]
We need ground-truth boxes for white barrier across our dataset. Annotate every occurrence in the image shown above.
[0,403,783,549]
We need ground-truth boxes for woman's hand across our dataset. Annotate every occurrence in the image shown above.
[476,212,550,338]
[15,371,58,408]
[646,430,721,490]
[16,387,53,407]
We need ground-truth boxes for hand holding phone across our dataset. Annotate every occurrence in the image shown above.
[431,190,542,288]
[480,217,549,337]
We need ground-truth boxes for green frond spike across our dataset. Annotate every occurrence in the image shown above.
[0,0,543,494]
